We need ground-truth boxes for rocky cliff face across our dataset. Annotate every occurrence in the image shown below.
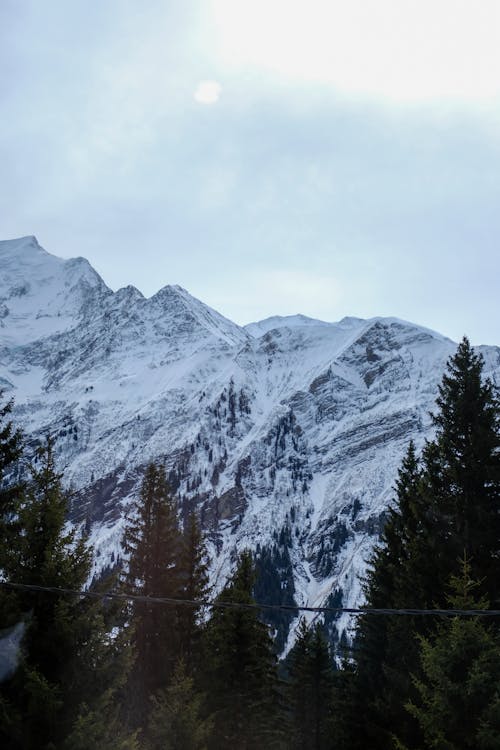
[2,236,499,649]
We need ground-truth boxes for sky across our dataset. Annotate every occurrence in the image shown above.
[1,0,499,345]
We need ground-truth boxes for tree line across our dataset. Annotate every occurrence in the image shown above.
[0,336,498,748]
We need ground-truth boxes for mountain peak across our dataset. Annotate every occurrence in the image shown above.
[150,283,248,346]
[2,235,499,652]
[245,313,334,338]
[0,237,110,345]
[0,235,53,261]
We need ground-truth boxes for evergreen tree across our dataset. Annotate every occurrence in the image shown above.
[423,337,500,603]
[123,463,184,727]
[0,393,25,666]
[148,659,213,750]
[352,441,427,748]
[287,619,334,750]
[401,558,500,750]
[352,337,500,749]
[330,657,357,750]
[177,512,210,672]
[202,551,284,749]
[0,393,23,576]
[0,438,135,749]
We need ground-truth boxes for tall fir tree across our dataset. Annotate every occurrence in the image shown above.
[122,463,184,729]
[148,659,214,750]
[202,550,284,750]
[287,619,335,750]
[0,438,135,749]
[351,337,500,749]
[401,558,500,750]
[177,511,210,672]
[0,393,25,638]
[0,393,23,522]
[0,393,23,578]
[352,441,428,748]
[423,337,500,603]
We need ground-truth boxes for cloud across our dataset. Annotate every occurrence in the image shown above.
[211,0,500,101]
[1,1,499,346]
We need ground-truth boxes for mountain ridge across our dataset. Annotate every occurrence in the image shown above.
[2,236,499,649]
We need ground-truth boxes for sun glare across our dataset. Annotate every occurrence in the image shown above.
[194,80,222,104]
[211,0,500,101]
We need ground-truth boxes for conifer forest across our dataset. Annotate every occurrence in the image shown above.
[1,337,499,749]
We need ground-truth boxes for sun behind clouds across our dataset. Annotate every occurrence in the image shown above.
[194,80,222,104]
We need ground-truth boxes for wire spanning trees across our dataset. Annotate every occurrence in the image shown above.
[407,558,500,750]
[122,463,211,739]
[202,550,284,750]
[287,619,335,750]
[122,463,183,725]
[0,432,135,750]
[352,338,500,749]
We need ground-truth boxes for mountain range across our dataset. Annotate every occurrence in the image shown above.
[2,235,499,649]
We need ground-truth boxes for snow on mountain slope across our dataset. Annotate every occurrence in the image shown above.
[0,236,111,346]
[245,313,334,337]
[2,237,499,650]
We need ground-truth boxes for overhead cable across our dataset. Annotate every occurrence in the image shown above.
[1,581,499,617]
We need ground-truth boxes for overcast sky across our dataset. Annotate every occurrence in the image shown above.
[1,0,499,344]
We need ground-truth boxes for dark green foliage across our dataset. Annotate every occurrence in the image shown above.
[402,559,500,750]
[177,512,210,672]
[0,393,23,570]
[352,441,426,748]
[0,393,25,661]
[122,463,184,725]
[321,587,343,641]
[287,619,335,750]
[148,660,213,750]
[254,540,297,652]
[202,551,284,749]
[329,658,358,750]
[0,438,134,749]
[352,337,500,749]
[0,393,22,480]
[424,337,500,604]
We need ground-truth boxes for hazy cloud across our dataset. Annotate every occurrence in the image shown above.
[1,1,499,345]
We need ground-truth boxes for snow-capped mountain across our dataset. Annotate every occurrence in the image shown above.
[2,237,499,648]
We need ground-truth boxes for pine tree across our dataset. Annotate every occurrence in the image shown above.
[177,512,210,672]
[402,558,500,750]
[287,619,334,750]
[351,441,426,748]
[352,337,500,749]
[0,393,25,671]
[148,659,213,750]
[202,551,284,749]
[423,337,500,603]
[330,657,357,750]
[0,438,135,749]
[0,392,23,572]
[123,463,184,728]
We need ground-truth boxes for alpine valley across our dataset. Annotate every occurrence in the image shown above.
[2,236,499,649]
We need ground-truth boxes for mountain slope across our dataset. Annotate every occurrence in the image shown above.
[2,237,499,649]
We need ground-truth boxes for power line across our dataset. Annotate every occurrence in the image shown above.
[1,581,499,617]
